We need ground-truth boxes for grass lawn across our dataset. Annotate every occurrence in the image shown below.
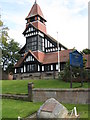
[63,103,89,119]
[1,79,89,94]
[2,99,89,119]
[2,99,42,119]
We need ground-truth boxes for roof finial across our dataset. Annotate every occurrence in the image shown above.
[35,0,37,4]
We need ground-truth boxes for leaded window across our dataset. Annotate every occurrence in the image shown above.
[26,64,37,72]
[26,36,37,51]
[38,36,44,51]
[45,65,53,71]
[27,65,30,72]
[26,55,34,62]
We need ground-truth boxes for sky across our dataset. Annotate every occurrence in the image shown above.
[0,0,89,51]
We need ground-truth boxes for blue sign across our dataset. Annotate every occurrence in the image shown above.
[69,50,83,68]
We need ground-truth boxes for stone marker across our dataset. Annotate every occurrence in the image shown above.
[37,98,68,119]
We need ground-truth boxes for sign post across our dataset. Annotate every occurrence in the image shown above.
[69,50,83,88]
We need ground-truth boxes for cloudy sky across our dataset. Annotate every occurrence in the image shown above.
[0,0,88,51]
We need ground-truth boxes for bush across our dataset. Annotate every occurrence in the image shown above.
[87,69,90,80]
[59,61,89,82]
[59,61,72,82]
[59,71,65,80]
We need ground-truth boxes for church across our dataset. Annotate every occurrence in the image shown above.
[14,1,73,79]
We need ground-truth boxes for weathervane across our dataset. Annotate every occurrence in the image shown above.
[35,0,37,4]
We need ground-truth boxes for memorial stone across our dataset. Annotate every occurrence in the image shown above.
[37,98,68,119]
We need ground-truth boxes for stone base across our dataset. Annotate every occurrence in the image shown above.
[14,71,58,80]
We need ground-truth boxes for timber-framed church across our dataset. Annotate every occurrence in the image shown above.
[14,1,73,79]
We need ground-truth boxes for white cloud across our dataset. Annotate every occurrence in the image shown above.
[0,0,32,4]
[2,12,26,46]
[8,28,25,47]
[1,0,88,51]
[41,0,88,51]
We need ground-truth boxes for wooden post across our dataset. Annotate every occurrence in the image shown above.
[70,66,72,88]
[28,82,33,101]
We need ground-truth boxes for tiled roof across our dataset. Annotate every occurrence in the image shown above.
[15,53,27,68]
[15,50,41,68]
[15,50,90,69]
[26,3,45,20]
[28,50,42,63]
[33,51,45,63]
[14,49,73,67]
[43,49,73,64]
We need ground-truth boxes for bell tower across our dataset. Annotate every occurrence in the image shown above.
[25,0,47,34]
[23,1,47,53]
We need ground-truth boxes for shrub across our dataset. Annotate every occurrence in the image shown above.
[59,61,89,82]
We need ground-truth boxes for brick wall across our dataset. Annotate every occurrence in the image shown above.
[32,88,90,104]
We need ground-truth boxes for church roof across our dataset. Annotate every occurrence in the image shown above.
[26,2,45,20]
[23,20,47,34]
[15,53,27,68]
[43,49,73,64]
[15,49,73,68]
[15,50,42,68]
[15,50,90,69]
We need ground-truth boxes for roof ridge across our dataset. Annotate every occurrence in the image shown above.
[28,50,41,63]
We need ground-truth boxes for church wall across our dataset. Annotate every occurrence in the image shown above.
[14,71,58,80]
[14,1,68,80]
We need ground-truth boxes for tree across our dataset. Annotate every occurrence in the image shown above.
[0,16,9,44]
[0,16,9,66]
[0,17,21,72]
[82,48,90,54]
[2,39,21,72]
[59,59,87,82]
